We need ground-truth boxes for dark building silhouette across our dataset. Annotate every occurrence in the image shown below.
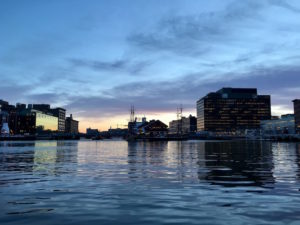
[16,109,58,134]
[128,117,147,135]
[169,115,197,134]
[108,128,128,137]
[138,120,168,137]
[14,110,36,134]
[1,100,18,134]
[65,114,79,134]
[0,100,71,135]
[293,100,300,133]
[86,128,99,136]
[197,88,271,133]
[32,104,51,112]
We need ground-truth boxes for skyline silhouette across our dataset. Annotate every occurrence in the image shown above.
[1,0,300,131]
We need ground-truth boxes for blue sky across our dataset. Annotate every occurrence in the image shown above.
[1,0,300,131]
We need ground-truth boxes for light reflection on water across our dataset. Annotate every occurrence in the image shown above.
[0,140,300,224]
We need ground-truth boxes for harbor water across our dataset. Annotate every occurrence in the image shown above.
[1,140,300,224]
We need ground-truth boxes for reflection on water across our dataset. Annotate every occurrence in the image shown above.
[1,140,300,224]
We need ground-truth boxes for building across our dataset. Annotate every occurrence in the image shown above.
[19,109,58,134]
[10,109,58,134]
[32,104,66,132]
[86,128,99,137]
[0,100,9,134]
[261,114,295,135]
[169,120,180,134]
[0,111,9,135]
[197,88,271,133]
[65,114,79,134]
[128,117,147,135]
[0,100,18,134]
[51,108,66,132]
[34,110,58,132]
[169,115,197,134]
[293,99,300,133]
[138,120,168,137]
[32,104,51,112]
[182,115,197,134]
[0,100,77,135]
[108,128,128,137]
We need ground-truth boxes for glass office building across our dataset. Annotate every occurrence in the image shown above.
[35,110,58,131]
[15,109,58,134]
[197,88,271,133]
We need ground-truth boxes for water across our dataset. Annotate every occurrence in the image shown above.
[0,140,300,225]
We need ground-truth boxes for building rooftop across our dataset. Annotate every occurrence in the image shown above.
[217,87,257,95]
[198,87,269,101]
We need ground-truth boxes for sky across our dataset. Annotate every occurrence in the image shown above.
[1,0,300,132]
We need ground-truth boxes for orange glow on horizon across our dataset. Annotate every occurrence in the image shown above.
[77,110,196,133]
[76,105,292,133]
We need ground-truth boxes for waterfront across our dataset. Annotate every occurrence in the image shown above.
[1,140,300,224]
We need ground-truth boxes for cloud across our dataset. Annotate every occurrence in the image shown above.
[128,0,300,57]
[68,58,151,75]
[0,84,33,103]
[24,93,67,104]
[270,0,300,13]
[127,0,265,56]
[64,63,300,119]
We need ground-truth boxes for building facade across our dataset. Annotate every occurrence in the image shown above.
[261,114,295,135]
[138,120,168,137]
[128,117,147,135]
[51,108,66,132]
[197,88,271,133]
[169,115,197,134]
[293,99,300,133]
[19,109,58,134]
[34,110,58,131]
[65,114,79,134]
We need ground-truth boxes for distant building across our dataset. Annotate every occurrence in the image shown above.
[197,88,271,133]
[293,99,300,133]
[128,117,147,135]
[169,120,180,134]
[34,110,58,132]
[32,104,51,112]
[16,103,26,111]
[31,104,66,132]
[0,100,76,135]
[0,100,17,134]
[0,111,9,135]
[261,114,295,135]
[65,114,79,134]
[0,100,9,133]
[169,115,197,134]
[86,128,99,137]
[14,110,36,134]
[14,109,58,134]
[138,120,168,137]
[51,108,66,132]
[108,128,128,137]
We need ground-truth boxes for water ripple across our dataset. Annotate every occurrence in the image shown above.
[0,140,300,224]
